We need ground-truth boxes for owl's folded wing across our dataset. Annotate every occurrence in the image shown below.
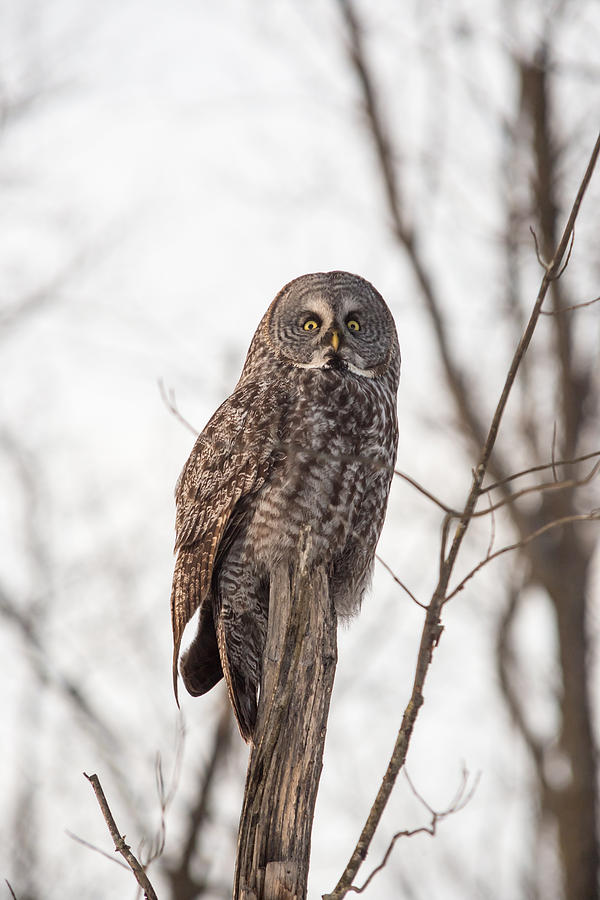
[169,386,281,701]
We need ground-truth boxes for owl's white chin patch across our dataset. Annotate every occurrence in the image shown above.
[345,361,377,378]
[291,357,376,378]
[291,358,328,370]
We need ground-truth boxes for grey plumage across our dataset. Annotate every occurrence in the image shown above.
[170,271,400,741]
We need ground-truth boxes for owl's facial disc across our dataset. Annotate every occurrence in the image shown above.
[267,271,398,379]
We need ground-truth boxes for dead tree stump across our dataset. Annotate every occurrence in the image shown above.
[233,545,338,900]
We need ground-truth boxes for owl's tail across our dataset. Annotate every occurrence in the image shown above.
[215,616,258,743]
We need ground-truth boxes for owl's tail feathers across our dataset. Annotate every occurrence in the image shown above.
[180,600,224,697]
[216,618,258,744]
[224,664,257,744]
[171,546,209,705]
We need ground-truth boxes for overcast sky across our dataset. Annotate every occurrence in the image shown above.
[1,1,599,898]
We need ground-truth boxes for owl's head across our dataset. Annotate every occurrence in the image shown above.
[247,271,400,383]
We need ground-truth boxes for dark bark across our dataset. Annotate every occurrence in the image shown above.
[234,552,338,900]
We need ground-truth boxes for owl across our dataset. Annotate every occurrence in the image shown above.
[170,271,400,741]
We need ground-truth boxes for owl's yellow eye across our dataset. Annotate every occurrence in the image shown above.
[347,319,360,332]
[303,319,320,331]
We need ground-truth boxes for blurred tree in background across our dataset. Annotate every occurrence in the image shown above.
[335,2,599,897]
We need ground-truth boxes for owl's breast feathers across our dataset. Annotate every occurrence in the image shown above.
[170,364,397,700]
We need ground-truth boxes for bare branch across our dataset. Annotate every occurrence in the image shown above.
[530,223,575,279]
[376,554,426,609]
[472,458,600,519]
[397,454,599,534]
[346,769,479,896]
[5,881,18,900]
[481,449,600,493]
[325,126,600,899]
[393,469,456,514]
[66,830,130,870]
[141,725,185,868]
[158,379,200,437]
[554,228,575,281]
[530,226,547,269]
[83,773,158,900]
[540,294,600,315]
[445,511,600,603]
[469,133,599,494]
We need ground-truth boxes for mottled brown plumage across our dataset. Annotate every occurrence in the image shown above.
[170,271,400,740]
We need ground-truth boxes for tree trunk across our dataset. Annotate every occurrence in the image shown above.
[233,548,338,900]
[530,506,598,900]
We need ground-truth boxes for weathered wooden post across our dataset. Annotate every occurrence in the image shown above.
[233,537,338,900]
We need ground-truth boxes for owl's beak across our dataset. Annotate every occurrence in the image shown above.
[330,330,340,352]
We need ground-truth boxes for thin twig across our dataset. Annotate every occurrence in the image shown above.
[66,830,130,869]
[548,134,600,276]
[376,554,426,609]
[404,766,479,820]
[540,294,600,315]
[5,881,18,900]
[141,725,184,868]
[445,511,600,603]
[480,449,600,493]
[158,378,200,436]
[471,459,600,518]
[554,228,575,280]
[393,469,456,513]
[530,226,546,268]
[83,773,158,900]
[348,769,479,894]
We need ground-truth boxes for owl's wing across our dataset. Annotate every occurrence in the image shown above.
[170,384,281,702]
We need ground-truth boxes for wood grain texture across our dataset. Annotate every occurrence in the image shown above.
[234,538,338,900]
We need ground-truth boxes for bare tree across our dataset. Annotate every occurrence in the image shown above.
[332,2,600,897]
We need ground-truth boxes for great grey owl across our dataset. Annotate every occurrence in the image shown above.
[170,271,400,741]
